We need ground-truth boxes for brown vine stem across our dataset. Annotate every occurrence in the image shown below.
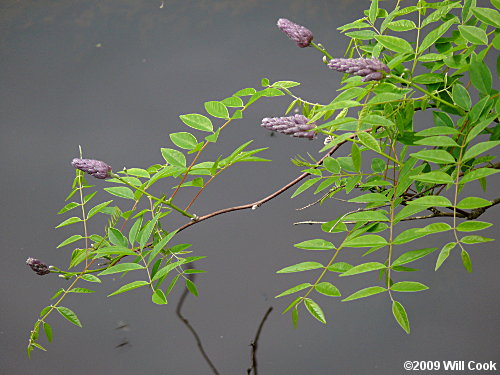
[174,139,352,234]
[247,307,273,375]
[292,198,500,226]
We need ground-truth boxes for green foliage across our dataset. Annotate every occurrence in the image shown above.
[27,0,499,355]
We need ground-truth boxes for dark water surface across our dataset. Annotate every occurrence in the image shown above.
[1,1,499,374]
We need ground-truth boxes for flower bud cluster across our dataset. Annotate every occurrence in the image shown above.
[26,257,50,276]
[71,158,112,179]
[327,58,390,81]
[277,18,314,48]
[261,114,316,139]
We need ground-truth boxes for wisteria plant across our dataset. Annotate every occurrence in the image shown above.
[27,0,499,359]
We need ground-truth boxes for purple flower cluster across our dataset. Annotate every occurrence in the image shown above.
[327,58,390,81]
[26,257,50,276]
[71,158,112,179]
[261,114,316,139]
[277,18,314,48]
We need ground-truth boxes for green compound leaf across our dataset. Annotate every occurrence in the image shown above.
[461,249,473,272]
[152,260,186,281]
[327,262,353,273]
[108,227,128,248]
[271,80,301,89]
[410,171,454,184]
[462,141,500,162]
[435,242,456,271]
[185,279,199,296]
[344,235,388,248]
[469,60,492,95]
[56,306,82,328]
[343,211,389,222]
[410,150,456,164]
[393,248,437,267]
[456,197,492,209]
[108,280,150,297]
[81,274,102,283]
[392,301,410,334]
[415,126,459,137]
[204,101,229,119]
[291,177,321,198]
[68,288,95,294]
[179,113,213,132]
[43,322,53,343]
[161,148,186,168]
[323,157,341,174]
[452,84,472,110]
[358,132,381,153]
[304,298,326,324]
[234,87,256,96]
[104,186,135,200]
[169,132,198,150]
[57,202,79,214]
[418,18,455,53]
[294,239,335,251]
[375,35,414,53]
[315,282,341,297]
[391,281,429,292]
[128,217,143,245]
[339,262,386,277]
[276,262,324,273]
[460,168,499,184]
[342,286,387,301]
[471,7,500,28]
[55,216,82,228]
[221,96,244,107]
[276,283,312,298]
[460,235,494,244]
[123,168,150,178]
[408,195,452,207]
[458,25,488,45]
[348,193,390,203]
[57,234,83,248]
[152,289,168,305]
[386,19,416,31]
[414,136,459,147]
[292,307,299,328]
[456,221,492,232]
[87,200,113,219]
[98,263,145,276]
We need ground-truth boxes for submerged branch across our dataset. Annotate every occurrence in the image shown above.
[247,307,273,375]
[175,269,220,375]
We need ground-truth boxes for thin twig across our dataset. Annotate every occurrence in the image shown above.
[175,140,351,234]
[175,268,220,375]
[247,307,273,375]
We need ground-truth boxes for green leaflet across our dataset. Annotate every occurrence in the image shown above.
[56,306,82,328]
[339,262,386,277]
[342,286,387,301]
[304,298,326,324]
[392,301,410,334]
[294,239,335,250]
[276,283,312,298]
[179,114,213,132]
[108,280,150,297]
[98,263,144,276]
[392,248,437,266]
[276,262,324,273]
[315,282,341,297]
[390,281,429,292]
